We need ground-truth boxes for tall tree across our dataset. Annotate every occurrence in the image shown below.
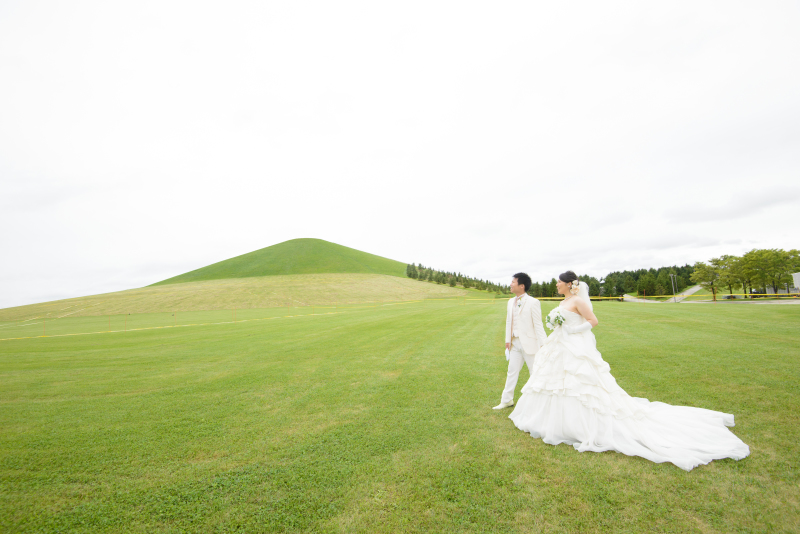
[747,249,767,293]
[717,255,741,296]
[690,259,723,301]
[737,251,761,297]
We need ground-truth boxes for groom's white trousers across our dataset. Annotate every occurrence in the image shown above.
[502,337,535,405]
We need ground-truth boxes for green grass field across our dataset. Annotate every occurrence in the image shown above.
[1,301,798,533]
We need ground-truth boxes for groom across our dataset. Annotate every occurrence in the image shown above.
[493,272,547,410]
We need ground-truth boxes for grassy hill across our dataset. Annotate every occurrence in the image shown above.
[0,274,471,321]
[0,238,478,321]
[151,238,408,286]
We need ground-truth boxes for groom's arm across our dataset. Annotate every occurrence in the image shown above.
[530,299,547,350]
[505,300,512,349]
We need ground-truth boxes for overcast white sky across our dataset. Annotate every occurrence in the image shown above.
[1,1,799,309]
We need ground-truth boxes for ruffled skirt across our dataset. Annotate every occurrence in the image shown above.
[508,330,750,471]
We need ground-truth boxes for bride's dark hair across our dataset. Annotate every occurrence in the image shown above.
[558,271,579,283]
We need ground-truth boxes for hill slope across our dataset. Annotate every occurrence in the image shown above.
[0,274,470,320]
[151,238,407,286]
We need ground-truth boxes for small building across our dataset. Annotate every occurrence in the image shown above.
[763,273,799,295]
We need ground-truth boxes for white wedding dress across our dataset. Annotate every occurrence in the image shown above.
[509,293,750,471]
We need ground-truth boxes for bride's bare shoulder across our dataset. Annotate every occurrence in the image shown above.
[559,301,580,313]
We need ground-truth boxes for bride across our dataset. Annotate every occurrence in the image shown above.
[508,271,750,471]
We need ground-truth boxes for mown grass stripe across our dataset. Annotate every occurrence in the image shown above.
[0,312,349,342]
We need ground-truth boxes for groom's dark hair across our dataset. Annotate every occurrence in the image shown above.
[513,272,532,293]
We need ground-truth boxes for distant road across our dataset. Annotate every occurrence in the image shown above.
[674,285,702,302]
[683,298,800,305]
[622,294,659,303]
[622,285,701,303]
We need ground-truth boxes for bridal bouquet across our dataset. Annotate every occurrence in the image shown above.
[546,309,566,330]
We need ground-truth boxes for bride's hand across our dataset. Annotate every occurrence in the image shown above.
[564,322,593,334]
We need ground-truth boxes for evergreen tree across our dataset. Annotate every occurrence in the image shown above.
[548,278,558,298]
[637,273,656,297]
[676,275,688,292]
[530,282,541,297]
[623,275,636,294]
[655,271,671,296]
[589,279,601,297]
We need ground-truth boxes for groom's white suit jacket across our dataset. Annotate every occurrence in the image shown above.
[505,294,547,356]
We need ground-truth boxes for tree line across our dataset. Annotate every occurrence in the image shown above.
[406,263,693,298]
[405,263,692,298]
[690,248,799,301]
[407,248,799,301]
[602,265,695,298]
[525,264,694,298]
[406,264,510,294]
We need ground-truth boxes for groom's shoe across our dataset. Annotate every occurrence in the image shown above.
[492,401,514,410]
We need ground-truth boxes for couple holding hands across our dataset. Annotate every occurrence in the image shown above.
[492,271,749,471]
